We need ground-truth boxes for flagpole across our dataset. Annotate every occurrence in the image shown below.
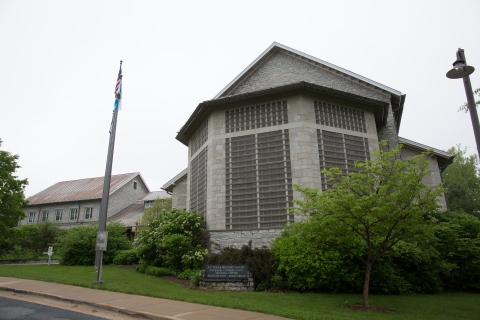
[93,60,122,285]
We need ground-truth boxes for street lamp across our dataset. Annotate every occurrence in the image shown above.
[446,48,480,159]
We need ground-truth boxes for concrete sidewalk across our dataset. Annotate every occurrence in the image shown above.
[0,277,289,320]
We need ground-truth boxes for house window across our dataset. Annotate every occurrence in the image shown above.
[133,182,137,190]
[41,211,49,221]
[55,209,63,221]
[145,201,153,208]
[70,208,78,221]
[28,212,36,223]
[85,207,93,220]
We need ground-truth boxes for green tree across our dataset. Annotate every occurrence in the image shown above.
[458,88,480,112]
[141,197,172,225]
[0,138,28,244]
[134,208,208,271]
[442,145,480,216]
[290,142,443,308]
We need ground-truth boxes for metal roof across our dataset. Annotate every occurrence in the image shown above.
[161,168,188,192]
[109,203,145,227]
[140,190,170,201]
[26,172,149,206]
[214,42,402,99]
[398,137,452,158]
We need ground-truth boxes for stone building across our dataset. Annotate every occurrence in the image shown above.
[164,42,453,249]
[21,172,150,227]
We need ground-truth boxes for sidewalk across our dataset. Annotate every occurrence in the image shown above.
[0,277,289,320]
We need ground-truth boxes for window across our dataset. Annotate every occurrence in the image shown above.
[225,130,294,230]
[55,209,63,221]
[84,207,93,220]
[317,130,370,190]
[133,182,137,190]
[145,201,153,208]
[70,208,78,221]
[41,211,49,221]
[28,212,36,223]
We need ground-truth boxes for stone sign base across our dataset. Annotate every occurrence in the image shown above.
[199,270,254,291]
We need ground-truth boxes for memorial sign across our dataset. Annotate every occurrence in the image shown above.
[205,265,248,281]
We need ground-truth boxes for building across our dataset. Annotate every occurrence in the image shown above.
[110,190,171,231]
[21,172,150,227]
[164,42,453,249]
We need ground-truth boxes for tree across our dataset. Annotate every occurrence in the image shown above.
[140,197,172,225]
[458,88,480,113]
[442,145,480,216]
[0,138,28,243]
[291,142,443,308]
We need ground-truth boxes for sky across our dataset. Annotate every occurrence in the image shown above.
[1,0,479,198]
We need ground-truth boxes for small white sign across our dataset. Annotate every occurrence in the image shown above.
[96,231,108,251]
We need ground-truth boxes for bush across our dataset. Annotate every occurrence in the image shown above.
[0,222,64,258]
[57,221,132,266]
[144,266,176,277]
[272,218,449,294]
[177,269,199,280]
[134,208,208,271]
[434,211,480,291]
[113,249,139,265]
[207,241,274,289]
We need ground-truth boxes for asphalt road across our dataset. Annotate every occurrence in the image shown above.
[0,296,108,320]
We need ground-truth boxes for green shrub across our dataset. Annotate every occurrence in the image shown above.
[134,208,208,271]
[177,269,199,280]
[144,266,175,277]
[136,265,146,273]
[57,221,132,266]
[207,241,274,289]
[113,249,139,265]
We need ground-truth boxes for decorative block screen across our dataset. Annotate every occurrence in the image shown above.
[314,101,366,133]
[225,129,294,229]
[190,146,207,216]
[317,130,370,190]
[225,101,288,133]
[190,120,208,156]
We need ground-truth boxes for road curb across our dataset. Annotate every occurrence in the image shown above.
[0,287,182,320]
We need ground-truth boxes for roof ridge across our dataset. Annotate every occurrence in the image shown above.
[214,42,402,99]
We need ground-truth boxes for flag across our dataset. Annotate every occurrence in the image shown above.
[114,62,123,110]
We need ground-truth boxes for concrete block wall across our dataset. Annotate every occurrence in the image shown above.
[400,147,447,210]
[172,176,188,209]
[227,51,391,104]
[21,199,100,226]
[107,177,149,217]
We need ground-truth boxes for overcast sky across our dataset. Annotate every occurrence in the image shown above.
[1,0,479,197]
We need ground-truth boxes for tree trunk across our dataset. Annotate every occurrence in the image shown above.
[363,261,372,308]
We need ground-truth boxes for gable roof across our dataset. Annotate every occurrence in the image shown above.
[140,190,170,201]
[399,137,454,171]
[215,42,402,99]
[26,172,150,206]
[176,42,406,145]
[162,168,188,192]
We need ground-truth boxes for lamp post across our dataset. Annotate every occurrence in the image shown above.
[446,48,480,159]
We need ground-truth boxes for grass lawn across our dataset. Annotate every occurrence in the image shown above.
[0,265,478,320]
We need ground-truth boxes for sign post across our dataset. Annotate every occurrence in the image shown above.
[43,246,53,266]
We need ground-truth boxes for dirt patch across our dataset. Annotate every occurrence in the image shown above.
[347,305,396,312]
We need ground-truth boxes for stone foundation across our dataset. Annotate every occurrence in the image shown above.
[199,270,254,291]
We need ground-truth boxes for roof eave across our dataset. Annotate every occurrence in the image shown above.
[176,81,389,145]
